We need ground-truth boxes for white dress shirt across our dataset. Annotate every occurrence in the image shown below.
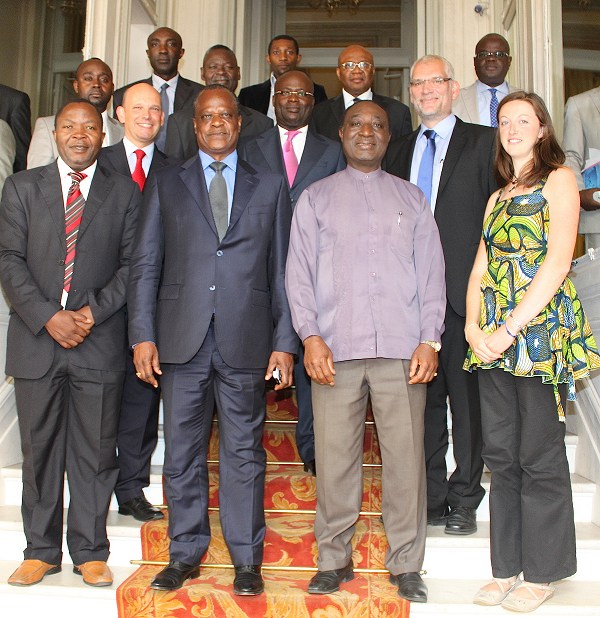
[151,73,179,116]
[277,124,308,164]
[122,137,154,177]
[342,88,373,109]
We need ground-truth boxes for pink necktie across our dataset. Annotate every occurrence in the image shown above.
[283,130,300,187]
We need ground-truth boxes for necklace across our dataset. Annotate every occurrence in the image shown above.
[507,176,519,193]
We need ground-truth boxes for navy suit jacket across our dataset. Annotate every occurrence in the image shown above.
[0,83,31,172]
[238,126,345,209]
[383,117,497,317]
[97,140,181,179]
[238,79,328,115]
[128,155,297,368]
[312,92,413,143]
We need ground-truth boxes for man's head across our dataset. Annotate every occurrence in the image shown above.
[146,27,184,81]
[53,100,104,171]
[409,55,459,128]
[201,45,240,93]
[193,85,241,160]
[273,71,315,131]
[116,83,163,148]
[474,33,512,88]
[339,100,390,173]
[72,58,114,114]
[336,45,375,98]
[266,35,301,79]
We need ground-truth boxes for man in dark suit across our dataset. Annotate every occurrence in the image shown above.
[98,82,180,522]
[238,35,327,122]
[384,55,497,536]
[239,70,344,475]
[1,100,141,588]
[128,85,297,594]
[312,45,413,144]
[165,45,272,161]
[112,28,203,151]
[0,83,31,173]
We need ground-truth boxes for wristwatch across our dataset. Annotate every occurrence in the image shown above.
[421,340,441,352]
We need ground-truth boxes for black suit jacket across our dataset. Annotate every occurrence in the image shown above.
[164,104,273,161]
[0,84,31,173]
[383,117,497,316]
[97,140,181,179]
[238,126,345,208]
[238,79,328,115]
[312,92,413,143]
[112,76,204,116]
[0,163,141,379]
[128,156,297,368]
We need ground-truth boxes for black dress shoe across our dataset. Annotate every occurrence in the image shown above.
[150,561,199,590]
[303,459,316,476]
[308,559,354,594]
[427,506,449,526]
[119,496,164,522]
[389,572,428,603]
[233,565,264,595]
[445,506,477,535]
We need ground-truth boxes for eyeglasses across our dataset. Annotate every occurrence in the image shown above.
[273,89,314,98]
[475,51,510,60]
[340,61,372,71]
[409,77,452,88]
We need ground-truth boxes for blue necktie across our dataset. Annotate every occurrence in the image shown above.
[489,88,499,128]
[417,129,437,206]
[155,83,170,150]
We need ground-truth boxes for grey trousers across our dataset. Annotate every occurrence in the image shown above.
[311,358,427,575]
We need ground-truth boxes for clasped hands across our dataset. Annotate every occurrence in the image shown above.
[45,306,94,349]
[466,324,514,363]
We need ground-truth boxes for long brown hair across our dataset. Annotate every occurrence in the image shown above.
[494,91,565,188]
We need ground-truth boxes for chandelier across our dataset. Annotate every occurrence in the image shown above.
[46,0,86,15]
[307,0,363,16]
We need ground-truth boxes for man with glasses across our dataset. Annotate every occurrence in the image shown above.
[384,55,497,537]
[453,33,517,126]
[312,45,412,143]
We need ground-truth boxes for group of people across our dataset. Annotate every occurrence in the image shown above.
[0,26,599,614]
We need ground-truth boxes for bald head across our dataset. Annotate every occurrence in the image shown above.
[116,82,164,148]
[337,45,375,97]
[146,27,184,80]
[73,58,114,113]
[474,33,512,87]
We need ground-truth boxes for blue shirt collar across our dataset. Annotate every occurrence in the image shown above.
[199,148,238,172]
[417,113,456,141]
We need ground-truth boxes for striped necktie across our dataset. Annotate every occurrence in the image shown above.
[64,171,87,293]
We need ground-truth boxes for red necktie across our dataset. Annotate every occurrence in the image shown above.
[64,171,87,293]
[132,149,146,191]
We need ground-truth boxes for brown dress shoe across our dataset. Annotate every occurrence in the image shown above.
[8,559,61,586]
[73,561,113,587]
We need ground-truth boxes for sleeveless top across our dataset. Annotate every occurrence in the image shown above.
[463,177,600,419]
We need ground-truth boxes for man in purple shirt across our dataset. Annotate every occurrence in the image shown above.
[285,101,446,603]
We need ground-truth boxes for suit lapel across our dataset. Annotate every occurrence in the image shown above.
[256,129,286,178]
[395,130,418,180]
[179,155,218,237]
[331,95,345,127]
[293,130,327,189]
[38,163,66,244]
[228,160,259,234]
[149,148,169,172]
[174,78,191,112]
[437,119,467,198]
[111,141,130,176]
[78,165,112,239]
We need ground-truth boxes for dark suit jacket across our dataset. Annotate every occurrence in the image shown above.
[164,104,273,161]
[97,140,181,179]
[128,156,297,368]
[238,79,328,115]
[238,126,345,209]
[383,117,497,316]
[0,163,141,379]
[312,92,413,143]
[0,84,31,173]
[112,76,204,116]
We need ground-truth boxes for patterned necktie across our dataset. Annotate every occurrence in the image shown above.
[64,171,87,293]
[155,83,169,150]
[417,129,437,207]
[283,130,300,187]
[489,88,499,128]
[209,161,228,242]
[132,149,146,191]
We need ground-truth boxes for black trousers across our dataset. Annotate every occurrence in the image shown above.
[15,346,124,565]
[294,342,315,464]
[478,369,576,582]
[424,303,485,512]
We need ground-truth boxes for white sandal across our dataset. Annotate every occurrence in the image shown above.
[473,576,520,606]
[501,581,554,613]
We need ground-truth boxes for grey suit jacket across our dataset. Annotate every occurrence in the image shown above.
[0,119,16,189]
[238,126,345,208]
[0,162,141,378]
[0,84,31,173]
[452,80,519,125]
[27,114,124,169]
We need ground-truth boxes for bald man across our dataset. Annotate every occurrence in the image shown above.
[312,45,412,143]
[27,58,124,169]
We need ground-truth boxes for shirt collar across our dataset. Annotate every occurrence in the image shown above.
[476,79,509,95]
[270,73,277,88]
[152,73,179,90]
[343,164,384,181]
[342,88,373,108]
[199,148,238,173]
[57,156,97,180]
[277,124,308,138]
[122,136,155,159]
[418,113,456,141]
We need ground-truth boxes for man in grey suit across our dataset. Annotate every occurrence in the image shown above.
[239,70,344,475]
[452,33,517,127]
[128,85,297,594]
[165,45,272,161]
[112,27,203,151]
[1,100,140,588]
[27,58,124,169]
[312,45,412,143]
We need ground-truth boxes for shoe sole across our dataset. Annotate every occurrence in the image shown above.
[233,587,265,596]
[8,565,62,586]
[308,571,354,594]
[444,527,477,535]
[501,590,554,612]
[149,568,200,591]
[73,566,113,587]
